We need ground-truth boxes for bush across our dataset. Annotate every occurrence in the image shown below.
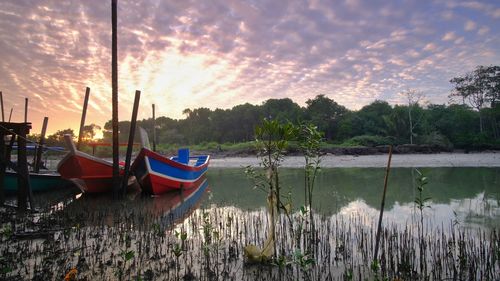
[418,131,453,150]
[341,135,392,147]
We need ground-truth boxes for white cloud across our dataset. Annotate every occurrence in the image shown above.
[441,10,454,20]
[464,20,476,31]
[454,37,464,44]
[442,31,456,41]
[0,0,498,133]
[423,43,437,51]
[477,26,489,36]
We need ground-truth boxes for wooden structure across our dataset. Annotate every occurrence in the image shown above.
[0,122,33,212]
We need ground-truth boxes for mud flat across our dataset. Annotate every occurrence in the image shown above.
[210,152,500,168]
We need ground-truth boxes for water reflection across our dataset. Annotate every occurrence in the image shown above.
[2,168,499,280]
[206,167,500,230]
[58,178,209,231]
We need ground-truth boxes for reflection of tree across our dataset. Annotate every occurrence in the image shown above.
[206,168,500,216]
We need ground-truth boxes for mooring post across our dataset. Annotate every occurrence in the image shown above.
[17,123,33,213]
[34,117,48,173]
[0,126,6,205]
[6,131,15,165]
[373,145,393,262]
[77,87,90,150]
[0,91,4,122]
[152,104,156,152]
[121,90,141,196]
[111,0,120,197]
[24,98,28,123]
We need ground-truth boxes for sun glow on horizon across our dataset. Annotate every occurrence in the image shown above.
[119,40,243,120]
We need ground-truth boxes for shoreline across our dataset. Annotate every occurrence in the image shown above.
[209,152,500,168]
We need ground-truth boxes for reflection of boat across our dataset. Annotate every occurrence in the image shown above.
[153,177,209,228]
[57,135,126,193]
[59,178,209,230]
[131,128,210,195]
[3,170,71,194]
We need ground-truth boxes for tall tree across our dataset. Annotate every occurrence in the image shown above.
[351,100,392,136]
[81,124,101,141]
[305,94,347,140]
[402,89,425,144]
[47,128,75,145]
[261,98,303,123]
[450,65,500,133]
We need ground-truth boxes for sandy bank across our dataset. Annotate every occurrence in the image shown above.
[209,152,500,168]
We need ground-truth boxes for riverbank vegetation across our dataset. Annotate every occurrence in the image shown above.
[38,65,499,154]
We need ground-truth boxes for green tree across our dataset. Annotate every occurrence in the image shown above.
[179,107,212,144]
[350,100,392,137]
[450,65,500,133]
[382,105,409,143]
[305,94,347,140]
[47,128,75,145]
[261,98,303,123]
[81,123,101,141]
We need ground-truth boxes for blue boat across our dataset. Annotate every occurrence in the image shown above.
[131,128,210,195]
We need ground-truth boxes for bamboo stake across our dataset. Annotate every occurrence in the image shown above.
[121,90,141,195]
[0,128,5,204]
[24,98,28,123]
[111,0,120,197]
[373,145,393,262]
[34,117,48,173]
[0,91,4,122]
[17,124,33,212]
[77,87,90,150]
[152,104,156,152]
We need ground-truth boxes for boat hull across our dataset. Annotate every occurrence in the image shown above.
[132,148,209,195]
[3,171,69,194]
[57,153,124,194]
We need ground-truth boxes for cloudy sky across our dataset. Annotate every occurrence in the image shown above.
[0,0,499,134]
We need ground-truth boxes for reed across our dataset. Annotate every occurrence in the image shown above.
[1,198,498,280]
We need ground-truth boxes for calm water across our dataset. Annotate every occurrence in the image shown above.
[11,167,499,231]
[205,167,500,230]
[3,167,499,280]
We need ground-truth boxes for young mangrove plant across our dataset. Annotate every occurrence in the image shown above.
[244,118,294,262]
[413,168,431,278]
[295,122,323,250]
[414,168,431,227]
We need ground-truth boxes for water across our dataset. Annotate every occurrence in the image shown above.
[1,167,499,280]
[206,167,500,230]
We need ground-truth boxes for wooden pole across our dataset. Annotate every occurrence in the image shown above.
[34,117,48,173]
[77,87,90,150]
[373,145,393,262]
[6,131,15,166]
[17,124,32,213]
[0,128,5,205]
[24,98,28,123]
[152,104,156,152]
[111,0,120,197]
[8,108,12,122]
[121,90,141,196]
[0,91,4,122]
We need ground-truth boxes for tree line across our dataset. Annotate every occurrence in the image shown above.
[43,65,499,150]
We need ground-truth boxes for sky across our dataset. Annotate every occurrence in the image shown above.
[0,0,499,135]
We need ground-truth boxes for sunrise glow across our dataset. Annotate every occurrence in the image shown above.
[0,0,498,134]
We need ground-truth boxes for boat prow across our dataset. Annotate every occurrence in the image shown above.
[57,135,127,193]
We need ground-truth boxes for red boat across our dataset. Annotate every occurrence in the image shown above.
[57,135,126,193]
[131,128,209,195]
